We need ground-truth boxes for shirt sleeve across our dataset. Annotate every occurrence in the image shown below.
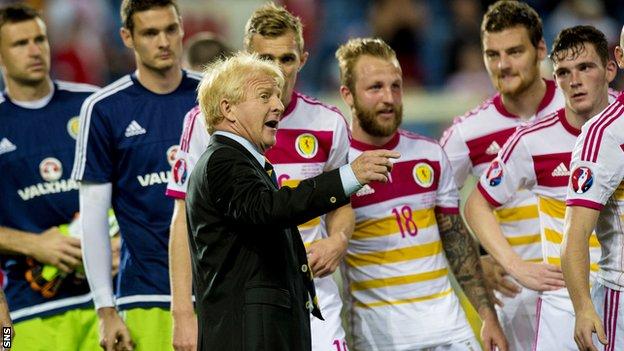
[566,127,624,210]
[71,100,114,182]
[166,107,210,199]
[435,146,460,213]
[323,110,350,172]
[440,123,472,188]
[477,132,535,207]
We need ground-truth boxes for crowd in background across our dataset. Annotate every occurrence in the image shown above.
[2,0,624,128]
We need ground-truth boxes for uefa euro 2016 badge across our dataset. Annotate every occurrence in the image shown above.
[166,145,179,167]
[67,116,80,140]
[486,160,504,186]
[39,157,63,182]
[413,162,434,188]
[173,158,188,186]
[571,166,593,194]
[295,133,318,159]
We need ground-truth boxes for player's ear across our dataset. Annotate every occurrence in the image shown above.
[536,38,547,61]
[220,98,235,122]
[120,27,134,49]
[339,85,354,108]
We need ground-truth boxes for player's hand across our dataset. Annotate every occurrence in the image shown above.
[481,255,521,301]
[480,308,508,351]
[172,310,198,351]
[110,235,121,277]
[306,234,348,278]
[30,227,82,273]
[508,260,565,292]
[97,307,134,351]
[350,150,400,184]
[574,307,607,351]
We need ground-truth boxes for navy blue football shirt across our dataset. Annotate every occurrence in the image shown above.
[72,71,200,310]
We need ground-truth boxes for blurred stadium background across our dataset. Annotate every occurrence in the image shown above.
[2,0,624,139]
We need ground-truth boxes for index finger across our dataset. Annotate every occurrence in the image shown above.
[368,149,401,159]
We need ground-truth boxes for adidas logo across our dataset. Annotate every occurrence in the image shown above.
[355,184,376,197]
[0,137,16,154]
[124,120,146,137]
[551,162,570,177]
[485,141,501,155]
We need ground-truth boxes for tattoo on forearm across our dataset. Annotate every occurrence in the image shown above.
[436,212,493,313]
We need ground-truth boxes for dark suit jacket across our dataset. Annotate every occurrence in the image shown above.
[186,134,350,351]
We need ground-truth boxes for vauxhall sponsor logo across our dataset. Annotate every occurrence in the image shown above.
[18,179,79,201]
[136,145,178,187]
[17,157,78,200]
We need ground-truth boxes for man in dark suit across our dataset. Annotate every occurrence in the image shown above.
[186,52,399,351]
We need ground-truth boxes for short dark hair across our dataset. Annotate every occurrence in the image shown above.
[0,3,41,32]
[550,25,609,66]
[184,32,233,69]
[481,0,543,48]
[120,0,179,33]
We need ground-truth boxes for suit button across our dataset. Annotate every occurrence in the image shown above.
[330,196,337,203]
[301,264,308,273]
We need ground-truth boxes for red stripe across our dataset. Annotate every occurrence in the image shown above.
[611,290,620,350]
[609,289,616,351]
[582,102,623,162]
[350,159,441,208]
[533,297,542,351]
[477,182,502,207]
[265,129,333,164]
[602,286,610,351]
[532,152,571,187]
[589,105,624,162]
[165,188,186,199]
[464,127,517,166]
[582,100,620,161]
[565,199,605,211]
[501,114,559,162]
[180,106,201,152]
[435,206,459,214]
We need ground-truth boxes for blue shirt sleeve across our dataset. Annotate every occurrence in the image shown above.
[339,164,362,196]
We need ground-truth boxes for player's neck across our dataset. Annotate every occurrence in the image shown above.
[565,93,610,130]
[500,77,546,120]
[351,123,396,147]
[4,77,52,102]
[135,64,183,94]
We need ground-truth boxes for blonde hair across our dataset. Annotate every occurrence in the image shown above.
[335,37,398,91]
[244,1,304,53]
[197,51,284,133]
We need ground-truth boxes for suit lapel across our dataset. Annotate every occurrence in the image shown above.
[211,134,277,189]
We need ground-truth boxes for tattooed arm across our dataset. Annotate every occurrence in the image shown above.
[436,211,508,351]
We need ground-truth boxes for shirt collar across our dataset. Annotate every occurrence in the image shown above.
[213,131,266,167]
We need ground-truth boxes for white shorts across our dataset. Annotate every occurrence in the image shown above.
[423,336,481,351]
[591,281,624,351]
[311,274,347,351]
[533,297,576,350]
[494,281,538,351]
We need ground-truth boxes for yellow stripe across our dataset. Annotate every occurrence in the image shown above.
[539,197,565,219]
[280,179,320,229]
[615,183,624,201]
[280,179,301,188]
[494,205,539,222]
[298,217,321,229]
[525,258,543,263]
[353,208,436,240]
[506,233,541,246]
[350,268,448,291]
[346,241,443,267]
[355,288,453,308]
[544,228,600,247]
[547,257,599,272]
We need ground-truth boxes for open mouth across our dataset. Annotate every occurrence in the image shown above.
[264,120,279,128]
